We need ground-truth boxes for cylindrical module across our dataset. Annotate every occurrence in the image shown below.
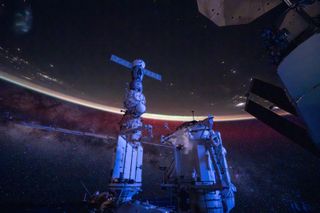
[198,191,223,213]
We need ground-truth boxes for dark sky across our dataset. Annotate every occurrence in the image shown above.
[0,0,285,116]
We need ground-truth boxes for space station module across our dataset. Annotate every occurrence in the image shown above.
[108,58,156,204]
[161,115,236,212]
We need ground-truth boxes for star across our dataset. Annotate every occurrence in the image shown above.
[231,69,237,74]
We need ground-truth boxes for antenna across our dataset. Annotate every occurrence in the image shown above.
[81,181,92,196]
[191,110,195,121]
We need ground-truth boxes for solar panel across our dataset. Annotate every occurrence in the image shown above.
[144,68,162,81]
[249,78,296,115]
[110,55,133,69]
[110,54,162,81]
[245,99,319,157]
